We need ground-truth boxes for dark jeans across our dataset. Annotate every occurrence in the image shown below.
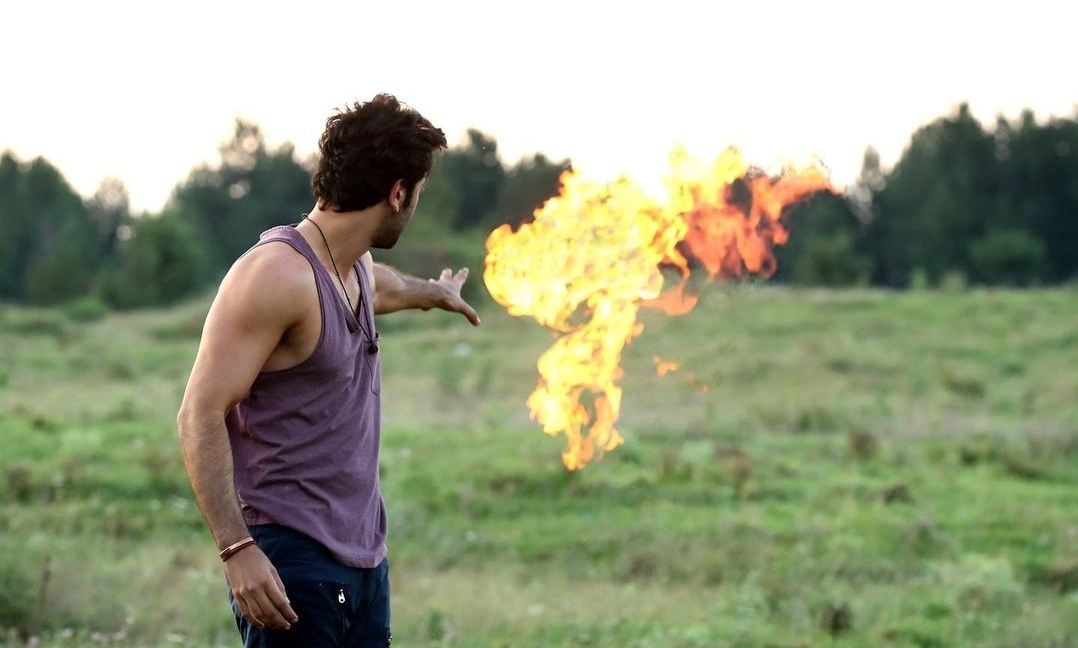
[229,524,391,648]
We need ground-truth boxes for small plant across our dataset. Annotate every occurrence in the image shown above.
[820,601,852,636]
[4,462,35,503]
[881,482,913,504]
[421,609,453,644]
[1030,559,1078,593]
[0,550,36,637]
[939,367,987,398]
[847,430,879,460]
[1002,453,1046,481]
[715,445,753,498]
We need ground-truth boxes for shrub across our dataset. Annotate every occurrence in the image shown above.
[968,229,1047,286]
[62,296,110,322]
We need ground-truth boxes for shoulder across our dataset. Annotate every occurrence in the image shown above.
[214,240,315,327]
[235,238,311,278]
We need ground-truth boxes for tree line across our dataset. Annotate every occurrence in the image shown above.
[775,104,1078,288]
[1,102,1076,310]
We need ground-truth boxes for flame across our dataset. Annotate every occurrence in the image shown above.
[484,146,832,470]
[653,356,680,377]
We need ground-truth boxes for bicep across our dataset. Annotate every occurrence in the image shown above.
[182,255,304,415]
[370,256,400,314]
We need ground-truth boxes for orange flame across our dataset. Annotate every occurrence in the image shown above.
[653,356,680,377]
[484,146,832,470]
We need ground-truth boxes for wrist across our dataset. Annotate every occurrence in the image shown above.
[219,537,257,562]
[417,277,439,310]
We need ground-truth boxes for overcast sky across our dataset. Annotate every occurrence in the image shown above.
[3,0,1074,213]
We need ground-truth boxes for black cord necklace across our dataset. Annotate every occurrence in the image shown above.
[305,215,379,355]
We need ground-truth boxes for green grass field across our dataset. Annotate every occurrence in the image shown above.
[2,286,1077,647]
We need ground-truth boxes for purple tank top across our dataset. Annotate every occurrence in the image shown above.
[225,225,386,569]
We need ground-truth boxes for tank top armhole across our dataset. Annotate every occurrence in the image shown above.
[355,255,377,326]
[250,235,328,375]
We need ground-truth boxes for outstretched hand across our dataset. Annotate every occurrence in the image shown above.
[430,268,481,326]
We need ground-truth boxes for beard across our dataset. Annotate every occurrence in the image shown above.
[370,221,404,249]
[371,187,419,249]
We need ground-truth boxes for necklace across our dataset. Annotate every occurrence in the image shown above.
[306,215,356,316]
[304,215,379,355]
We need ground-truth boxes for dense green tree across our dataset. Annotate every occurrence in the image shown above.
[0,152,25,298]
[866,103,1000,287]
[1000,112,1078,281]
[492,153,570,229]
[438,129,505,230]
[86,177,132,262]
[775,191,871,287]
[168,119,313,275]
[967,228,1047,285]
[0,153,97,303]
[98,211,210,309]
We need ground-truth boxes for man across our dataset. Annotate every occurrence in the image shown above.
[177,94,480,648]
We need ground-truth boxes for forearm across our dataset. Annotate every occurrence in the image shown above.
[373,262,481,325]
[177,408,250,549]
[372,263,440,314]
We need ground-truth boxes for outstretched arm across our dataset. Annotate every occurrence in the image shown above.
[372,261,481,326]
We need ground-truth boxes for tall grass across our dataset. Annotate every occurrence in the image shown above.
[1,287,1077,647]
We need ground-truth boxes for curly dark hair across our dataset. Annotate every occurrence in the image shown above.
[311,94,447,212]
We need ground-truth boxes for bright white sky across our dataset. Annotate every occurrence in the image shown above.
[2,0,1074,213]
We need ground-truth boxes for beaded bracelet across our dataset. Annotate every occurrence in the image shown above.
[219,537,257,563]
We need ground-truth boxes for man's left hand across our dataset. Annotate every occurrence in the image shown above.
[430,268,480,326]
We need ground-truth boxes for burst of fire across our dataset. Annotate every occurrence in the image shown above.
[484,146,833,470]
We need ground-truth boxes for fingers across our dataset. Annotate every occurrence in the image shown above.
[460,302,481,326]
[271,570,300,624]
[439,267,469,286]
[235,590,275,630]
[227,550,299,631]
[435,268,479,325]
[237,585,296,631]
[237,590,295,629]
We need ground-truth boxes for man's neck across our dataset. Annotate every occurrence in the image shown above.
[302,205,378,271]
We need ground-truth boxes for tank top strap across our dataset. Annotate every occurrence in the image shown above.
[254,225,360,334]
[255,225,319,264]
[353,255,378,342]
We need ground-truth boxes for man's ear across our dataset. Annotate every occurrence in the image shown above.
[388,179,407,214]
